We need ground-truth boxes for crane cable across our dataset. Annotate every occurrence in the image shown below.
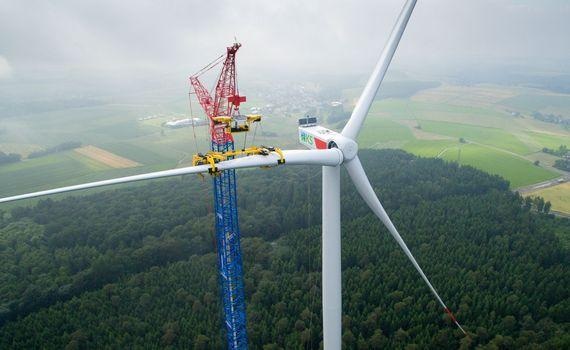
[306,169,314,350]
[188,53,225,158]
[304,169,322,350]
[188,91,200,158]
[251,123,259,147]
[242,126,248,150]
[191,53,224,78]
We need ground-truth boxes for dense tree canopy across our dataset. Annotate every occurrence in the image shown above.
[0,151,21,166]
[0,149,568,349]
[27,141,82,159]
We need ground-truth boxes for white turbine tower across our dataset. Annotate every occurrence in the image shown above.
[0,0,466,348]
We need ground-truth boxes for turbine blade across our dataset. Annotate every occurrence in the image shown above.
[0,149,342,204]
[344,156,467,335]
[342,0,417,140]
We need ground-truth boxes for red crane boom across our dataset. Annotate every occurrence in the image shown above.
[190,43,246,145]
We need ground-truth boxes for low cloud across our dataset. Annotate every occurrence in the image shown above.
[0,0,569,79]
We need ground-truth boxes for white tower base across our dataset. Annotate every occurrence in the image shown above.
[322,165,342,349]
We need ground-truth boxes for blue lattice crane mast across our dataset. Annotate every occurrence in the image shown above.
[190,43,252,349]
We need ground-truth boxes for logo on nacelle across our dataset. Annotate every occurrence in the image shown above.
[299,130,314,146]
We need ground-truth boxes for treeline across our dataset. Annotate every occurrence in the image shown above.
[28,141,82,159]
[0,151,21,166]
[541,145,569,171]
[532,111,570,129]
[0,149,568,349]
[554,159,570,172]
[524,196,552,214]
[0,141,84,167]
[542,145,568,157]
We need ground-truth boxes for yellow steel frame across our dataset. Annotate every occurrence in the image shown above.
[212,114,262,134]
[192,146,285,174]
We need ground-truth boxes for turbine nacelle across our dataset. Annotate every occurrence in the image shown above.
[298,124,358,161]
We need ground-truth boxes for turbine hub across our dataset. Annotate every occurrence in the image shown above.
[328,134,358,161]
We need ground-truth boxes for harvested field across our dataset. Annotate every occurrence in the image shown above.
[527,182,570,215]
[75,145,141,168]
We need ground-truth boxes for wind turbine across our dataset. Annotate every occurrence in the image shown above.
[0,0,466,348]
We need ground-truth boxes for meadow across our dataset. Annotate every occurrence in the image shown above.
[355,83,569,195]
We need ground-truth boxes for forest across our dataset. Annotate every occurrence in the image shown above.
[532,111,570,128]
[0,151,21,166]
[0,149,568,349]
[27,141,82,159]
[554,159,570,172]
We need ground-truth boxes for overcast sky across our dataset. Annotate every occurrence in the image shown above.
[1,0,569,82]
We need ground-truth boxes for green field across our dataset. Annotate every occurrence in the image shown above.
[354,82,570,188]
[501,94,570,112]
[358,119,415,148]
[0,150,174,199]
[526,131,569,149]
[367,99,513,127]
[403,140,557,188]
[419,120,533,155]
[441,144,557,188]
[0,81,569,198]
[0,152,105,197]
[402,139,459,158]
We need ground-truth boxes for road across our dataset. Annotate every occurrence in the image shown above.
[515,174,569,194]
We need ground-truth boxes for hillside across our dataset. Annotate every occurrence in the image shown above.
[0,150,568,349]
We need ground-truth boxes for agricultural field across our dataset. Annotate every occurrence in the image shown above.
[0,97,186,198]
[0,151,105,198]
[355,82,569,189]
[0,78,569,199]
[527,182,570,215]
[0,81,302,199]
[500,93,570,113]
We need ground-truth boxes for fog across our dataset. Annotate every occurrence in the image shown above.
[1,0,569,96]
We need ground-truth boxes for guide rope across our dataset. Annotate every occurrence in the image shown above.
[191,53,225,78]
[188,91,200,156]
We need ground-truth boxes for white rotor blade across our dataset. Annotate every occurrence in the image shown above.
[344,156,467,334]
[0,149,343,204]
[342,0,417,140]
